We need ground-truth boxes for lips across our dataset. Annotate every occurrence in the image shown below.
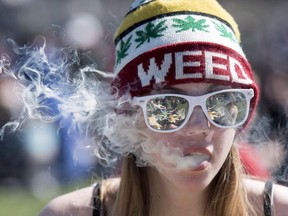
[183,147,212,157]
[185,153,211,164]
[179,148,213,171]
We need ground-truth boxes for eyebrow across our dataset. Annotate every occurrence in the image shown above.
[155,87,187,94]
[209,85,232,91]
[152,84,231,95]
[159,85,214,94]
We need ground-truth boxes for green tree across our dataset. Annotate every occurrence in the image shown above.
[172,16,209,32]
[135,20,167,48]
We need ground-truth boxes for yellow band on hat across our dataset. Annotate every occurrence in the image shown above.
[114,0,240,42]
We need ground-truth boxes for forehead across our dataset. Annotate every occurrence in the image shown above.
[153,83,231,96]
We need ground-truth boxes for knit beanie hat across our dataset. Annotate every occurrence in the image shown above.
[112,0,259,124]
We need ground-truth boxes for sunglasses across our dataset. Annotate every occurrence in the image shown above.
[132,88,254,133]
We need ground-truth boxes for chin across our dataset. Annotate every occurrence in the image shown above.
[158,165,218,192]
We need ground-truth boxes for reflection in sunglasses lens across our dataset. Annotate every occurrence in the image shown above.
[206,92,247,126]
[145,91,248,131]
[146,96,188,131]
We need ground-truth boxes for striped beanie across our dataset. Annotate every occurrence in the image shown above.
[112,0,259,121]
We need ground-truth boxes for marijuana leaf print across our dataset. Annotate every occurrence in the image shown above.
[213,21,236,42]
[172,16,209,32]
[135,20,167,48]
[116,35,132,65]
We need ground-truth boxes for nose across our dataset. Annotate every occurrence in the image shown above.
[180,106,211,135]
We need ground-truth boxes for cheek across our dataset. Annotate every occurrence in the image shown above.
[213,128,236,156]
[139,126,179,148]
[135,109,147,129]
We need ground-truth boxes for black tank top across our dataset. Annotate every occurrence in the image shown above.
[93,183,102,216]
[92,181,274,216]
[263,180,274,216]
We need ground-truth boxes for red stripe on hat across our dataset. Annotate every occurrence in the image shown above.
[114,42,255,95]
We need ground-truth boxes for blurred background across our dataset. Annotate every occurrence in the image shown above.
[0,0,288,215]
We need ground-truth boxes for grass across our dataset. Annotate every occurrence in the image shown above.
[0,187,50,216]
[0,179,96,216]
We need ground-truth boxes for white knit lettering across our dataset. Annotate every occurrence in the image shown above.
[205,51,230,81]
[229,57,253,85]
[137,50,251,87]
[137,53,172,87]
[175,51,203,79]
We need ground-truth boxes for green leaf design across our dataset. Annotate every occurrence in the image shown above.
[116,35,132,65]
[172,16,209,32]
[135,20,168,48]
[213,21,236,42]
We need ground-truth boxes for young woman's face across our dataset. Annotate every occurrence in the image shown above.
[135,83,237,192]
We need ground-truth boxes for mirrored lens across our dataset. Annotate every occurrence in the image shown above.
[146,96,188,130]
[206,91,247,126]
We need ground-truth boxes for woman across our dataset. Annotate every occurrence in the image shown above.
[39,0,288,215]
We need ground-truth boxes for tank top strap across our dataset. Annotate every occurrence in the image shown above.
[93,182,102,216]
[263,180,274,216]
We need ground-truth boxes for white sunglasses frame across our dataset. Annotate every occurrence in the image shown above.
[132,88,254,133]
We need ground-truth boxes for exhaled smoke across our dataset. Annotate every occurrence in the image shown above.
[0,35,124,164]
[0,34,167,166]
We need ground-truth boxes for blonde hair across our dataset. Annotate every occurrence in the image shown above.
[111,155,149,216]
[205,145,258,216]
[110,146,260,216]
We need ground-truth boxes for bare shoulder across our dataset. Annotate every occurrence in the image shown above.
[38,177,121,216]
[244,178,288,216]
[38,186,94,216]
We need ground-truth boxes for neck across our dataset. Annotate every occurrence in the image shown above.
[148,167,209,216]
